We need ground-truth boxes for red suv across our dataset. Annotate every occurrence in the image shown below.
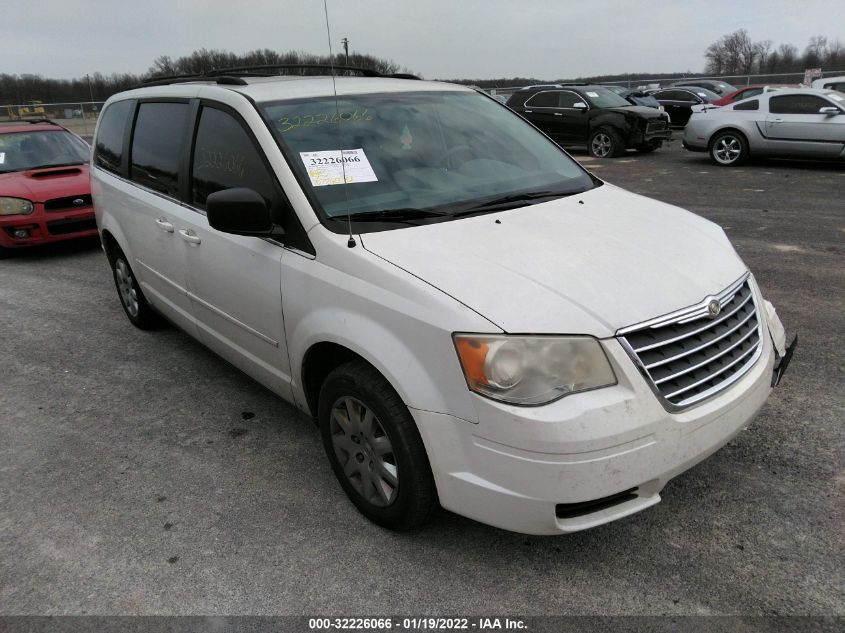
[0,121,96,257]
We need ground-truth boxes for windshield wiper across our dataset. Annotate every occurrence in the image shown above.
[339,208,450,223]
[453,190,579,217]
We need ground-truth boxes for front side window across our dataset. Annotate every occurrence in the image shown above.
[259,90,595,232]
[0,130,89,174]
[130,102,190,197]
[770,94,830,114]
[191,107,277,210]
[94,100,132,174]
[558,91,588,109]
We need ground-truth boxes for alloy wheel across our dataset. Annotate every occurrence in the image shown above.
[591,133,613,157]
[713,135,742,164]
[114,258,140,317]
[330,396,399,507]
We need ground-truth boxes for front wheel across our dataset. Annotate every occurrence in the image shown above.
[710,130,749,166]
[318,360,437,530]
[588,128,625,158]
[110,246,161,329]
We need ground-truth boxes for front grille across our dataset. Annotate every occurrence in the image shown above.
[46,217,97,235]
[647,120,668,132]
[44,194,92,212]
[618,276,763,409]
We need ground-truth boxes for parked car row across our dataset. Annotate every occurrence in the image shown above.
[505,84,671,157]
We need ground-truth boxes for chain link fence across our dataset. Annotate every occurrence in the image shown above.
[0,101,105,139]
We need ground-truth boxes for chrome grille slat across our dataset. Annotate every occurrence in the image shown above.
[644,304,757,370]
[633,290,753,353]
[617,275,763,410]
[654,325,759,386]
[663,340,760,400]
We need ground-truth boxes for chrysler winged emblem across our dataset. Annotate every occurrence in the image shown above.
[707,299,722,318]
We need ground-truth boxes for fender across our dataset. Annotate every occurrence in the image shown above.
[288,307,478,424]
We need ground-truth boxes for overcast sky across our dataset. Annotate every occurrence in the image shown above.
[4,0,844,80]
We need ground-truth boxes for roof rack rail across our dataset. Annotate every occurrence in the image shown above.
[136,74,250,88]
[207,64,381,77]
[135,65,422,88]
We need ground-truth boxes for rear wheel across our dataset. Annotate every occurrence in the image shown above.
[588,127,625,158]
[710,130,749,166]
[109,246,161,329]
[318,360,437,530]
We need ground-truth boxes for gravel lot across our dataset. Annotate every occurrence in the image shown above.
[1,140,843,616]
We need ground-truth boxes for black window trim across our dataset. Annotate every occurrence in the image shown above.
[188,98,315,256]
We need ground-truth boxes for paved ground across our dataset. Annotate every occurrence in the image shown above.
[1,140,843,616]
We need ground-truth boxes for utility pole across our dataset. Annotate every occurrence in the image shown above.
[341,37,349,66]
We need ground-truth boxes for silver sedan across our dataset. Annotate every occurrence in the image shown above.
[682,88,845,165]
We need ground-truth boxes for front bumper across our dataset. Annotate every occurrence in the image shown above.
[412,331,779,535]
[0,204,97,249]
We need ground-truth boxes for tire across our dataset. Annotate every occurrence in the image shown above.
[635,141,662,153]
[588,127,625,158]
[109,245,162,329]
[709,130,749,166]
[318,360,437,530]
[0,246,15,259]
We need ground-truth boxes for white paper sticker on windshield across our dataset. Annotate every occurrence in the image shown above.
[0,153,5,164]
[300,149,377,187]
[586,91,599,98]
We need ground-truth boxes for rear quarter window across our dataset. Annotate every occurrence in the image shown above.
[94,100,133,174]
[734,99,759,111]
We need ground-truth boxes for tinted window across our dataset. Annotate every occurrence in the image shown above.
[655,90,686,101]
[770,95,830,114]
[130,102,190,197]
[525,91,559,108]
[191,107,277,210]
[740,88,763,99]
[558,91,587,108]
[734,99,759,111]
[94,100,132,174]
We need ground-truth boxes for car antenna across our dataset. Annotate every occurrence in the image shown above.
[323,0,356,248]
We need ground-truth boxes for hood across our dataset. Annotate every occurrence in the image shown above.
[0,164,90,203]
[360,184,746,337]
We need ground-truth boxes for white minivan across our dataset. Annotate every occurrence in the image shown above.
[91,70,795,535]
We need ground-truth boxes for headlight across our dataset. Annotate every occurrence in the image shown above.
[0,197,34,216]
[453,334,616,406]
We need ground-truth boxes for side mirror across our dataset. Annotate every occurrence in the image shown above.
[573,102,588,110]
[206,188,284,237]
[819,106,841,115]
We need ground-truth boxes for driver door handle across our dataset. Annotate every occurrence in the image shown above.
[178,229,201,244]
[155,218,174,232]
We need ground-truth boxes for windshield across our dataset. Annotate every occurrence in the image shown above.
[0,130,89,173]
[259,90,595,230]
[581,88,632,108]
